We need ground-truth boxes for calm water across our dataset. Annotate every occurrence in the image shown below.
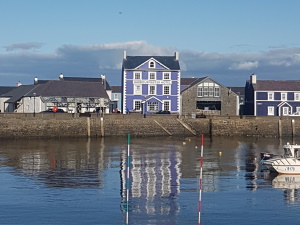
[1,136,300,225]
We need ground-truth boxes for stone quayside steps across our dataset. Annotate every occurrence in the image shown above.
[0,113,299,138]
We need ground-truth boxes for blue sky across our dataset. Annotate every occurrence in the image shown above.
[1,0,300,87]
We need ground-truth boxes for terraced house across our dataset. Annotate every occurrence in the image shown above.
[245,73,300,116]
[121,51,181,114]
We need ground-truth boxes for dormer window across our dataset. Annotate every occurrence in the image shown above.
[149,60,155,68]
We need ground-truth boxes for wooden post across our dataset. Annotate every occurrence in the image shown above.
[278,119,282,138]
[87,117,90,137]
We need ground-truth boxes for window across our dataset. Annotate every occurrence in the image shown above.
[203,87,208,96]
[148,102,158,111]
[149,61,155,68]
[209,87,214,97]
[197,87,203,97]
[163,72,170,80]
[281,93,287,101]
[149,85,156,95]
[114,93,118,100]
[295,93,300,101]
[268,92,274,100]
[163,85,170,95]
[198,83,219,97]
[268,106,274,116]
[134,85,142,95]
[149,72,156,80]
[134,72,141,80]
[282,107,289,115]
[163,100,170,111]
[297,107,300,112]
[134,100,141,111]
[214,86,220,97]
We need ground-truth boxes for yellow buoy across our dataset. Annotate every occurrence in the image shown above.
[219,151,222,156]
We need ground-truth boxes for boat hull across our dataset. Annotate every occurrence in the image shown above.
[265,158,300,174]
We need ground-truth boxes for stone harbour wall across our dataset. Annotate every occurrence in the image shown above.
[0,113,299,138]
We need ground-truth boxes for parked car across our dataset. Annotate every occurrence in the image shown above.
[156,110,170,114]
[41,108,65,113]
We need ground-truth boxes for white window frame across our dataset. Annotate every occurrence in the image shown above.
[148,72,156,80]
[197,86,203,97]
[267,106,274,116]
[149,60,155,68]
[147,102,158,112]
[281,92,287,101]
[163,85,170,95]
[149,85,156,95]
[113,93,118,100]
[296,107,300,112]
[282,107,289,115]
[295,93,300,101]
[163,100,171,111]
[134,71,141,80]
[163,72,170,80]
[133,100,142,111]
[214,86,220,97]
[268,92,274,101]
[134,85,142,95]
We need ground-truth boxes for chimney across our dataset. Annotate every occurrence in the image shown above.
[34,77,38,85]
[59,73,64,80]
[250,73,256,84]
[175,52,179,60]
[123,50,127,60]
[101,74,106,89]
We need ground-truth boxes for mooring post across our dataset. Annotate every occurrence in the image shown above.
[198,134,204,225]
[278,119,282,138]
[126,134,130,225]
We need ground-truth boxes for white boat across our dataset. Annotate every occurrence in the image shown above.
[263,143,300,174]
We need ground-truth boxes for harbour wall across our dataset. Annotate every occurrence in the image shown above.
[0,113,299,138]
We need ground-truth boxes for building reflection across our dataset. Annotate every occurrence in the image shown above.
[120,146,181,223]
[5,138,106,188]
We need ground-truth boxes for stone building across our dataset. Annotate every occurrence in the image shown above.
[181,76,239,116]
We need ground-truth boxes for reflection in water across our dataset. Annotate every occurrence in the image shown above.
[120,144,182,224]
[1,136,300,224]
[272,174,300,204]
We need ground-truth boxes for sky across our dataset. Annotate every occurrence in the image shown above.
[1,0,300,87]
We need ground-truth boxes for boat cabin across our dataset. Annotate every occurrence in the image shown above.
[283,143,300,158]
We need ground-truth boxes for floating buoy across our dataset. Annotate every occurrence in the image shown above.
[219,151,222,156]
[195,146,198,149]
[183,142,186,145]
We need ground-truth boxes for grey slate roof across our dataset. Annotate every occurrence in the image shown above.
[180,78,199,86]
[252,80,300,91]
[110,86,122,93]
[227,87,245,95]
[123,56,180,70]
[25,80,109,98]
[0,86,17,96]
[3,85,36,103]
[62,77,112,90]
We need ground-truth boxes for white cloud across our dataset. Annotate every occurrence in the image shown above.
[229,61,259,70]
[1,41,300,87]
[4,42,44,52]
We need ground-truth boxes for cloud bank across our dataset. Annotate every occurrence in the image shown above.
[1,41,300,87]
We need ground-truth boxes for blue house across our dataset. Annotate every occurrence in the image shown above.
[245,74,300,116]
[121,51,181,114]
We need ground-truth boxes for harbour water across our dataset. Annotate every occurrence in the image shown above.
[1,136,300,225]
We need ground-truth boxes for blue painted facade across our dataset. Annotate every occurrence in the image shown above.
[122,52,181,114]
[245,74,300,116]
